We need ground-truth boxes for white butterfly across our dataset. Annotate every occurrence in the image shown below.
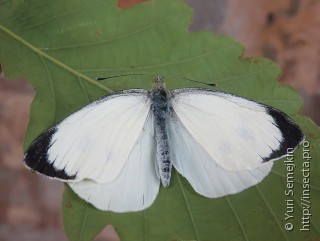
[24,77,304,212]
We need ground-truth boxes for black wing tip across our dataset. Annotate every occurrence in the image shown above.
[23,127,76,181]
[24,155,77,180]
[262,107,305,162]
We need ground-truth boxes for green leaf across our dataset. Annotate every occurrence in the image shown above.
[1,1,319,241]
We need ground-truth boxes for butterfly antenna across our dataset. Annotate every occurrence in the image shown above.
[176,76,216,87]
[96,74,216,87]
[96,73,155,81]
[157,74,216,87]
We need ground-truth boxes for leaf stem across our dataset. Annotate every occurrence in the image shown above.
[0,24,113,93]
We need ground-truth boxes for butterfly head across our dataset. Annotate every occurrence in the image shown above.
[152,76,166,92]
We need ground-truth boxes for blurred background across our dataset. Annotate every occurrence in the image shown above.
[0,0,319,240]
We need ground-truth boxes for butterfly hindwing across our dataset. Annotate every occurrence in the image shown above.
[69,113,160,212]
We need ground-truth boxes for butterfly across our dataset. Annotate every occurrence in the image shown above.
[24,76,304,212]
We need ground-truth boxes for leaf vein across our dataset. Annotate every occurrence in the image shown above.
[292,191,320,234]
[40,13,178,51]
[176,174,200,241]
[78,202,90,241]
[255,185,290,241]
[78,43,238,73]
[22,1,97,31]
[271,170,320,191]
[225,196,249,241]
[78,77,91,103]
[40,55,56,124]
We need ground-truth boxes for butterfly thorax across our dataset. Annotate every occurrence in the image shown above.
[151,77,172,187]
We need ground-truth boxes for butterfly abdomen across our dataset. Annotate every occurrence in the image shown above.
[151,87,172,187]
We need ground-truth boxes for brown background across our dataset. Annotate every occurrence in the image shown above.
[0,0,319,240]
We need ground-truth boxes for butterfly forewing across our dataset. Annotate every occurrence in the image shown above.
[169,88,304,172]
[24,90,152,184]
[168,111,274,197]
